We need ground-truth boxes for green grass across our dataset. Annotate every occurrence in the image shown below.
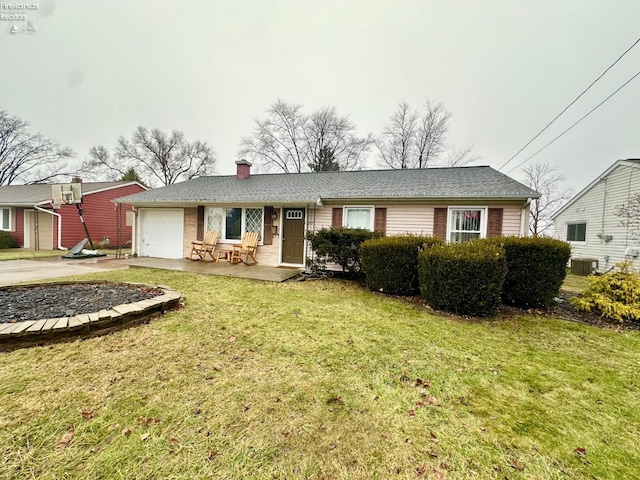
[1,269,639,479]
[562,273,591,293]
[0,249,64,261]
[0,247,131,261]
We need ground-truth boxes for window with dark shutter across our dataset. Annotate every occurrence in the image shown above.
[196,205,205,241]
[263,207,273,245]
[433,208,447,238]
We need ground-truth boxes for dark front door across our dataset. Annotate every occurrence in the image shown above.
[282,208,305,264]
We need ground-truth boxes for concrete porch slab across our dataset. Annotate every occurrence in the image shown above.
[128,257,302,282]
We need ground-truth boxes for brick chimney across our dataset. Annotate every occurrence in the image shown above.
[71,177,83,183]
[235,159,252,180]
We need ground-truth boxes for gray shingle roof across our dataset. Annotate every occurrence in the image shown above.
[0,182,139,206]
[116,166,540,205]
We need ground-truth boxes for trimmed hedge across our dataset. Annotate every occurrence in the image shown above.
[486,236,571,309]
[361,234,443,296]
[0,231,14,249]
[418,241,507,317]
[306,227,382,276]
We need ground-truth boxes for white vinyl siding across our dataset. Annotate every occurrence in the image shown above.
[313,203,523,236]
[553,162,640,270]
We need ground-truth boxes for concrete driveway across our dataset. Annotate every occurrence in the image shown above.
[0,256,130,286]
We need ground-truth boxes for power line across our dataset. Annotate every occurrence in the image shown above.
[499,37,640,171]
[505,69,640,174]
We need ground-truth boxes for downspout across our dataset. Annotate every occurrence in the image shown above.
[520,198,532,236]
[131,207,137,256]
[34,205,67,250]
[601,176,608,236]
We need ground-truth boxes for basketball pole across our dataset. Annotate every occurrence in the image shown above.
[75,202,96,250]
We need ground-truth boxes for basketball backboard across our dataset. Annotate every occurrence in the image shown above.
[52,183,83,208]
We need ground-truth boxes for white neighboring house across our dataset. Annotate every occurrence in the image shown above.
[552,159,640,272]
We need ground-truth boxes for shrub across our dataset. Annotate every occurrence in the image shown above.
[571,262,640,322]
[361,234,443,296]
[418,241,507,317]
[306,227,382,277]
[0,231,14,249]
[486,236,571,309]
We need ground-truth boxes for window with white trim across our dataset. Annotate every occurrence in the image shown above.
[1,207,12,231]
[448,208,486,243]
[245,208,263,241]
[344,206,373,230]
[566,222,586,242]
[206,207,263,242]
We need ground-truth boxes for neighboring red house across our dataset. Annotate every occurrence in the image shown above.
[0,179,146,250]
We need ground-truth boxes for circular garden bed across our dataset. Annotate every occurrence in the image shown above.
[0,281,181,350]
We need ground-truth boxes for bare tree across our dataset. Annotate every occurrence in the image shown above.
[443,144,481,167]
[415,101,450,168]
[303,106,372,171]
[522,163,573,237]
[376,100,472,169]
[81,127,215,186]
[375,102,418,169]
[0,108,74,185]
[239,99,372,173]
[615,193,640,245]
[239,99,307,173]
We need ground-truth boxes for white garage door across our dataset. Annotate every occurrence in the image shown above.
[139,209,184,258]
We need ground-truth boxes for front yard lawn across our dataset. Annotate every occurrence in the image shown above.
[0,249,64,261]
[0,247,131,261]
[1,268,638,479]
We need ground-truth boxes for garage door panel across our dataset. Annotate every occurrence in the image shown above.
[140,209,184,259]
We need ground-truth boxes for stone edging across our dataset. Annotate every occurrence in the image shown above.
[0,281,181,351]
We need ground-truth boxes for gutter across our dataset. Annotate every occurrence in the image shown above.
[33,205,67,250]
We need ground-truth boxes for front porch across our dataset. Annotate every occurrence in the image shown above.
[128,257,302,283]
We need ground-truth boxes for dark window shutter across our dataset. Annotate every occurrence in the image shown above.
[433,208,447,239]
[263,207,273,245]
[487,208,503,238]
[196,206,205,240]
[374,207,386,234]
[332,208,343,228]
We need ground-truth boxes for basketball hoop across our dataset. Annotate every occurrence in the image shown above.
[52,183,83,209]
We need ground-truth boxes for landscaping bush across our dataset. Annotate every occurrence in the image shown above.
[306,227,382,277]
[418,241,507,317]
[486,236,571,309]
[571,261,640,322]
[0,231,14,249]
[361,234,443,296]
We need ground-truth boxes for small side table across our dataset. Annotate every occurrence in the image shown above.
[215,249,233,263]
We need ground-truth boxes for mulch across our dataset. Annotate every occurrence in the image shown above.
[1,284,163,323]
[498,290,640,332]
[392,288,639,332]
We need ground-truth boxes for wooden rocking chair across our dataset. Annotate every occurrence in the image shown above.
[230,231,259,265]
[188,230,218,262]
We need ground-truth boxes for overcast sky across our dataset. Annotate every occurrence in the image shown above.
[2,0,639,192]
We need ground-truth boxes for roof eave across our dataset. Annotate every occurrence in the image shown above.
[551,159,640,220]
